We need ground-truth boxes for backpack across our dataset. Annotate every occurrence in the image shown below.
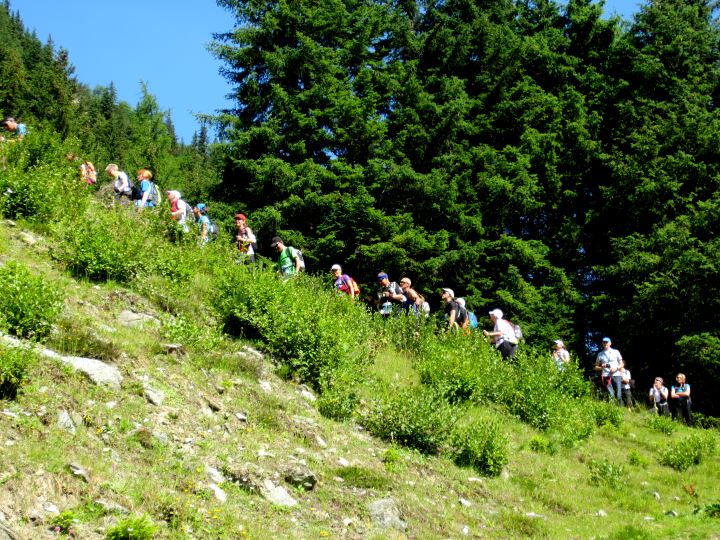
[114,172,133,194]
[346,276,360,295]
[182,201,195,223]
[149,183,161,206]
[293,248,306,270]
[208,219,219,239]
[468,311,479,329]
[506,319,523,342]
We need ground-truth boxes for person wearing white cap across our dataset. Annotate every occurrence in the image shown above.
[594,337,623,403]
[552,339,570,370]
[483,308,518,360]
[331,264,357,299]
[440,288,469,333]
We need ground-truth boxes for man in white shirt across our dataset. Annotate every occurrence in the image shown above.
[594,336,623,403]
[483,308,518,360]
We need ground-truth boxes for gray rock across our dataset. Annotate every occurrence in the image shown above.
[67,463,90,483]
[665,510,679,517]
[205,465,225,484]
[459,498,472,507]
[596,510,608,517]
[368,497,407,532]
[653,491,661,500]
[261,479,298,507]
[93,499,129,515]
[143,385,165,406]
[41,502,59,515]
[222,464,263,495]
[19,231,36,246]
[203,394,223,412]
[57,410,76,434]
[284,465,317,491]
[209,483,227,503]
[118,310,159,328]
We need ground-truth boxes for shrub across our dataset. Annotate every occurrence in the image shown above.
[105,514,157,540]
[648,413,676,435]
[658,433,714,471]
[450,419,509,477]
[552,398,596,447]
[529,435,558,455]
[591,400,623,429]
[360,385,456,455]
[628,449,650,467]
[0,345,37,399]
[213,265,375,392]
[588,458,624,488]
[0,261,64,341]
[51,510,78,535]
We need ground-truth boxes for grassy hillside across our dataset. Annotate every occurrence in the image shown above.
[0,140,719,539]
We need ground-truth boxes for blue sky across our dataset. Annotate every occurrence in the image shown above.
[10,0,641,143]
[11,0,233,143]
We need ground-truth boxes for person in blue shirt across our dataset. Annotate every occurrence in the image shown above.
[193,203,211,244]
[135,169,156,209]
[0,117,27,141]
[670,373,693,426]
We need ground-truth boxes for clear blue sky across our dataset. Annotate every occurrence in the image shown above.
[9,0,641,143]
[10,0,233,143]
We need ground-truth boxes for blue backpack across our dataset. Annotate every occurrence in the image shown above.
[468,311,479,329]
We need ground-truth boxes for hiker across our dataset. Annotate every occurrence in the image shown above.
[399,277,422,313]
[135,169,157,209]
[0,117,27,142]
[552,339,570,370]
[106,163,132,204]
[331,264,358,299]
[441,288,469,333]
[483,308,518,360]
[670,373,693,426]
[271,236,302,277]
[166,190,190,232]
[649,377,670,416]
[594,337,623,404]
[457,298,478,329]
[376,272,405,316]
[235,213,256,262]
[194,203,211,244]
[81,159,97,185]
[619,362,633,409]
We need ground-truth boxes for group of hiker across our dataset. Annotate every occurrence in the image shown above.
[593,336,693,425]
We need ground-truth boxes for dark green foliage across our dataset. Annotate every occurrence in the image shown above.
[331,466,390,490]
[591,400,624,429]
[659,432,716,471]
[450,419,509,477]
[360,385,456,455]
[588,458,625,488]
[105,514,157,540]
[0,261,63,341]
[648,413,677,435]
[0,344,36,399]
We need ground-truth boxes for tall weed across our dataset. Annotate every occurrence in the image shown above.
[450,418,509,476]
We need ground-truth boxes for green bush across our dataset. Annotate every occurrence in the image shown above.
[450,419,509,477]
[0,344,37,399]
[552,398,596,447]
[105,514,157,540]
[588,458,624,488]
[213,265,376,392]
[51,510,78,535]
[529,435,558,455]
[658,433,715,471]
[591,400,623,429]
[628,449,650,467]
[648,413,676,435]
[360,385,456,454]
[0,261,64,341]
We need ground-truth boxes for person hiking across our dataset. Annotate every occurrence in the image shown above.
[106,163,132,204]
[166,190,190,232]
[594,337,623,404]
[194,203,211,244]
[649,377,670,416]
[331,264,358,299]
[456,298,478,329]
[81,159,97,185]
[235,213,256,263]
[670,373,693,426]
[483,308,518,360]
[271,236,302,277]
[135,169,157,209]
[441,288,469,334]
[619,362,634,410]
[399,277,422,314]
[376,272,405,316]
[0,117,27,142]
[552,339,570,370]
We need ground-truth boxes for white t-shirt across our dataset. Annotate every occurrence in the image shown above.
[494,318,516,346]
[649,385,668,403]
[597,347,622,377]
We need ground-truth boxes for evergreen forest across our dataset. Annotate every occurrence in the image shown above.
[2,0,720,416]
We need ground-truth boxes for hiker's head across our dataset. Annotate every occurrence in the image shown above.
[166,190,180,202]
[602,336,612,348]
[554,339,565,350]
[489,308,503,321]
[377,272,389,286]
[195,203,207,216]
[2,117,17,131]
[235,213,247,229]
[676,373,686,383]
[399,277,411,290]
[105,163,119,178]
[331,264,342,275]
[441,288,454,302]
[270,236,284,251]
[137,169,153,180]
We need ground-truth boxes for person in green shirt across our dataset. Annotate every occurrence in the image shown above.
[271,236,302,277]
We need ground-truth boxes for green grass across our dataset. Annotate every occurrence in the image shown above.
[1,215,719,539]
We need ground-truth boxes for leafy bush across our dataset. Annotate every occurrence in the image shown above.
[588,458,624,488]
[529,435,558,455]
[0,345,37,399]
[360,385,456,454]
[105,514,157,540]
[628,449,650,468]
[552,398,596,447]
[214,265,376,392]
[450,419,509,477]
[0,261,64,340]
[658,433,715,471]
[51,510,78,535]
[648,413,676,435]
[591,400,623,428]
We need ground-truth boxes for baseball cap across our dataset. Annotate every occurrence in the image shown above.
[441,288,454,298]
[2,117,15,126]
[331,264,341,271]
[196,203,206,211]
[554,339,564,348]
[489,308,503,319]
[377,272,388,280]
[602,336,611,343]
[270,236,283,248]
